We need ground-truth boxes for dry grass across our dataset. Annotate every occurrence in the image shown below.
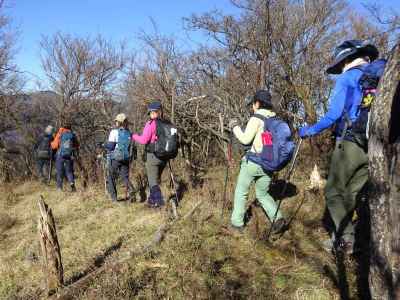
[0,162,360,299]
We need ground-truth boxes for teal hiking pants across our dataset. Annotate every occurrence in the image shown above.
[325,140,368,240]
[231,159,283,227]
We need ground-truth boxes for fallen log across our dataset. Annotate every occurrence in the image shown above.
[51,200,203,300]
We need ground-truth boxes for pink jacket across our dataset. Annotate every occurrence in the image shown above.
[132,120,157,145]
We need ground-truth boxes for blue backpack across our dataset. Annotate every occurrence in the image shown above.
[59,131,75,158]
[246,115,295,172]
[345,59,387,146]
[111,129,131,162]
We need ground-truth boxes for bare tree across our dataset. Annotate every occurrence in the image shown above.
[40,33,127,184]
[368,41,400,299]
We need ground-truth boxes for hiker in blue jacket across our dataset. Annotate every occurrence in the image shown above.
[298,40,379,254]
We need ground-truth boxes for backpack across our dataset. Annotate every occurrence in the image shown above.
[246,115,295,172]
[153,119,178,160]
[111,128,132,162]
[36,135,52,159]
[58,131,75,159]
[345,59,387,147]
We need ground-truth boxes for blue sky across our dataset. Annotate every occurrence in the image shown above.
[7,0,400,90]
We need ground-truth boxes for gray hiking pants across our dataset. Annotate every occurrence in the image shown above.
[325,140,368,241]
[145,152,166,188]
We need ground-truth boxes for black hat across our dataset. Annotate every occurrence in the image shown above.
[253,90,272,108]
[147,100,162,112]
[327,40,379,74]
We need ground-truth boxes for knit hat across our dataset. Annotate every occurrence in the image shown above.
[114,113,127,123]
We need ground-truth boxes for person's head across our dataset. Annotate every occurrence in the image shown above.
[44,125,54,135]
[246,90,273,113]
[147,100,162,120]
[114,113,128,128]
[327,40,379,75]
[62,119,72,130]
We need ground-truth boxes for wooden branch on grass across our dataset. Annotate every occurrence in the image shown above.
[38,196,64,294]
[51,200,204,300]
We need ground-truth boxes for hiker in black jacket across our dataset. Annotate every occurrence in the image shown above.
[34,125,55,183]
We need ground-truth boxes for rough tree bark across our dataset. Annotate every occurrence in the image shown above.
[38,196,64,293]
[369,42,400,299]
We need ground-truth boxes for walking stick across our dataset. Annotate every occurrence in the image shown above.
[103,153,110,195]
[168,160,179,218]
[47,155,53,184]
[266,138,303,242]
[220,131,233,219]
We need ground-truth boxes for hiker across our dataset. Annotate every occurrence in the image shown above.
[229,90,289,234]
[34,125,55,183]
[51,120,79,192]
[132,101,178,208]
[298,40,380,254]
[103,113,136,203]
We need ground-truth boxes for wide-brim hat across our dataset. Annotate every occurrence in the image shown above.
[327,40,379,74]
[114,113,127,123]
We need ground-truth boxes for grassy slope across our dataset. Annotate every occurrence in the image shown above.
[0,162,357,299]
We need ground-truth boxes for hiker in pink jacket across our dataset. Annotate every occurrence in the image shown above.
[132,101,166,208]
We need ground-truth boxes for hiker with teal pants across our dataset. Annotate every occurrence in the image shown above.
[229,90,293,235]
[298,40,383,254]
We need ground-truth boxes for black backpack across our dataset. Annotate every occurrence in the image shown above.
[36,135,52,159]
[345,59,387,148]
[153,119,178,160]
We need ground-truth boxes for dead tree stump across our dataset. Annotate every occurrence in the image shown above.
[38,196,64,293]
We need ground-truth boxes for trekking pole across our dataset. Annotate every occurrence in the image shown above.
[265,138,303,242]
[220,131,233,219]
[168,160,179,218]
[47,155,53,184]
[103,153,110,195]
[277,192,306,240]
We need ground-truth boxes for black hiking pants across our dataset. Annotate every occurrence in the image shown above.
[107,159,134,202]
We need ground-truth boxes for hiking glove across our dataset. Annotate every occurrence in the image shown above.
[298,126,314,138]
[229,119,239,130]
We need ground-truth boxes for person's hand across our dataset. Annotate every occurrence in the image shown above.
[228,119,239,130]
[298,126,313,138]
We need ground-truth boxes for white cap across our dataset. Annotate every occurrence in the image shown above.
[114,113,127,123]
[45,125,54,135]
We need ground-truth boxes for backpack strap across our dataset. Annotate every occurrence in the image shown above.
[252,114,278,131]
[252,113,267,122]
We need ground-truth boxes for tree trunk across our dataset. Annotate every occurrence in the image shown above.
[38,196,64,293]
[369,42,400,300]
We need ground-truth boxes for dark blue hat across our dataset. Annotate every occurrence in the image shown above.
[327,40,379,74]
[147,100,162,112]
[253,90,272,108]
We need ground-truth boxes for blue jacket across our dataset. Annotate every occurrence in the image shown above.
[305,67,365,137]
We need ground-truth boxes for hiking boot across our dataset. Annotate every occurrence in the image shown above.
[229,224,244,235]
[323,235,359,256]
[271,218,288,235]
[335,239,361,256]
[69,183,77,193]
[127,190,136,203]
[145,202,163,209]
